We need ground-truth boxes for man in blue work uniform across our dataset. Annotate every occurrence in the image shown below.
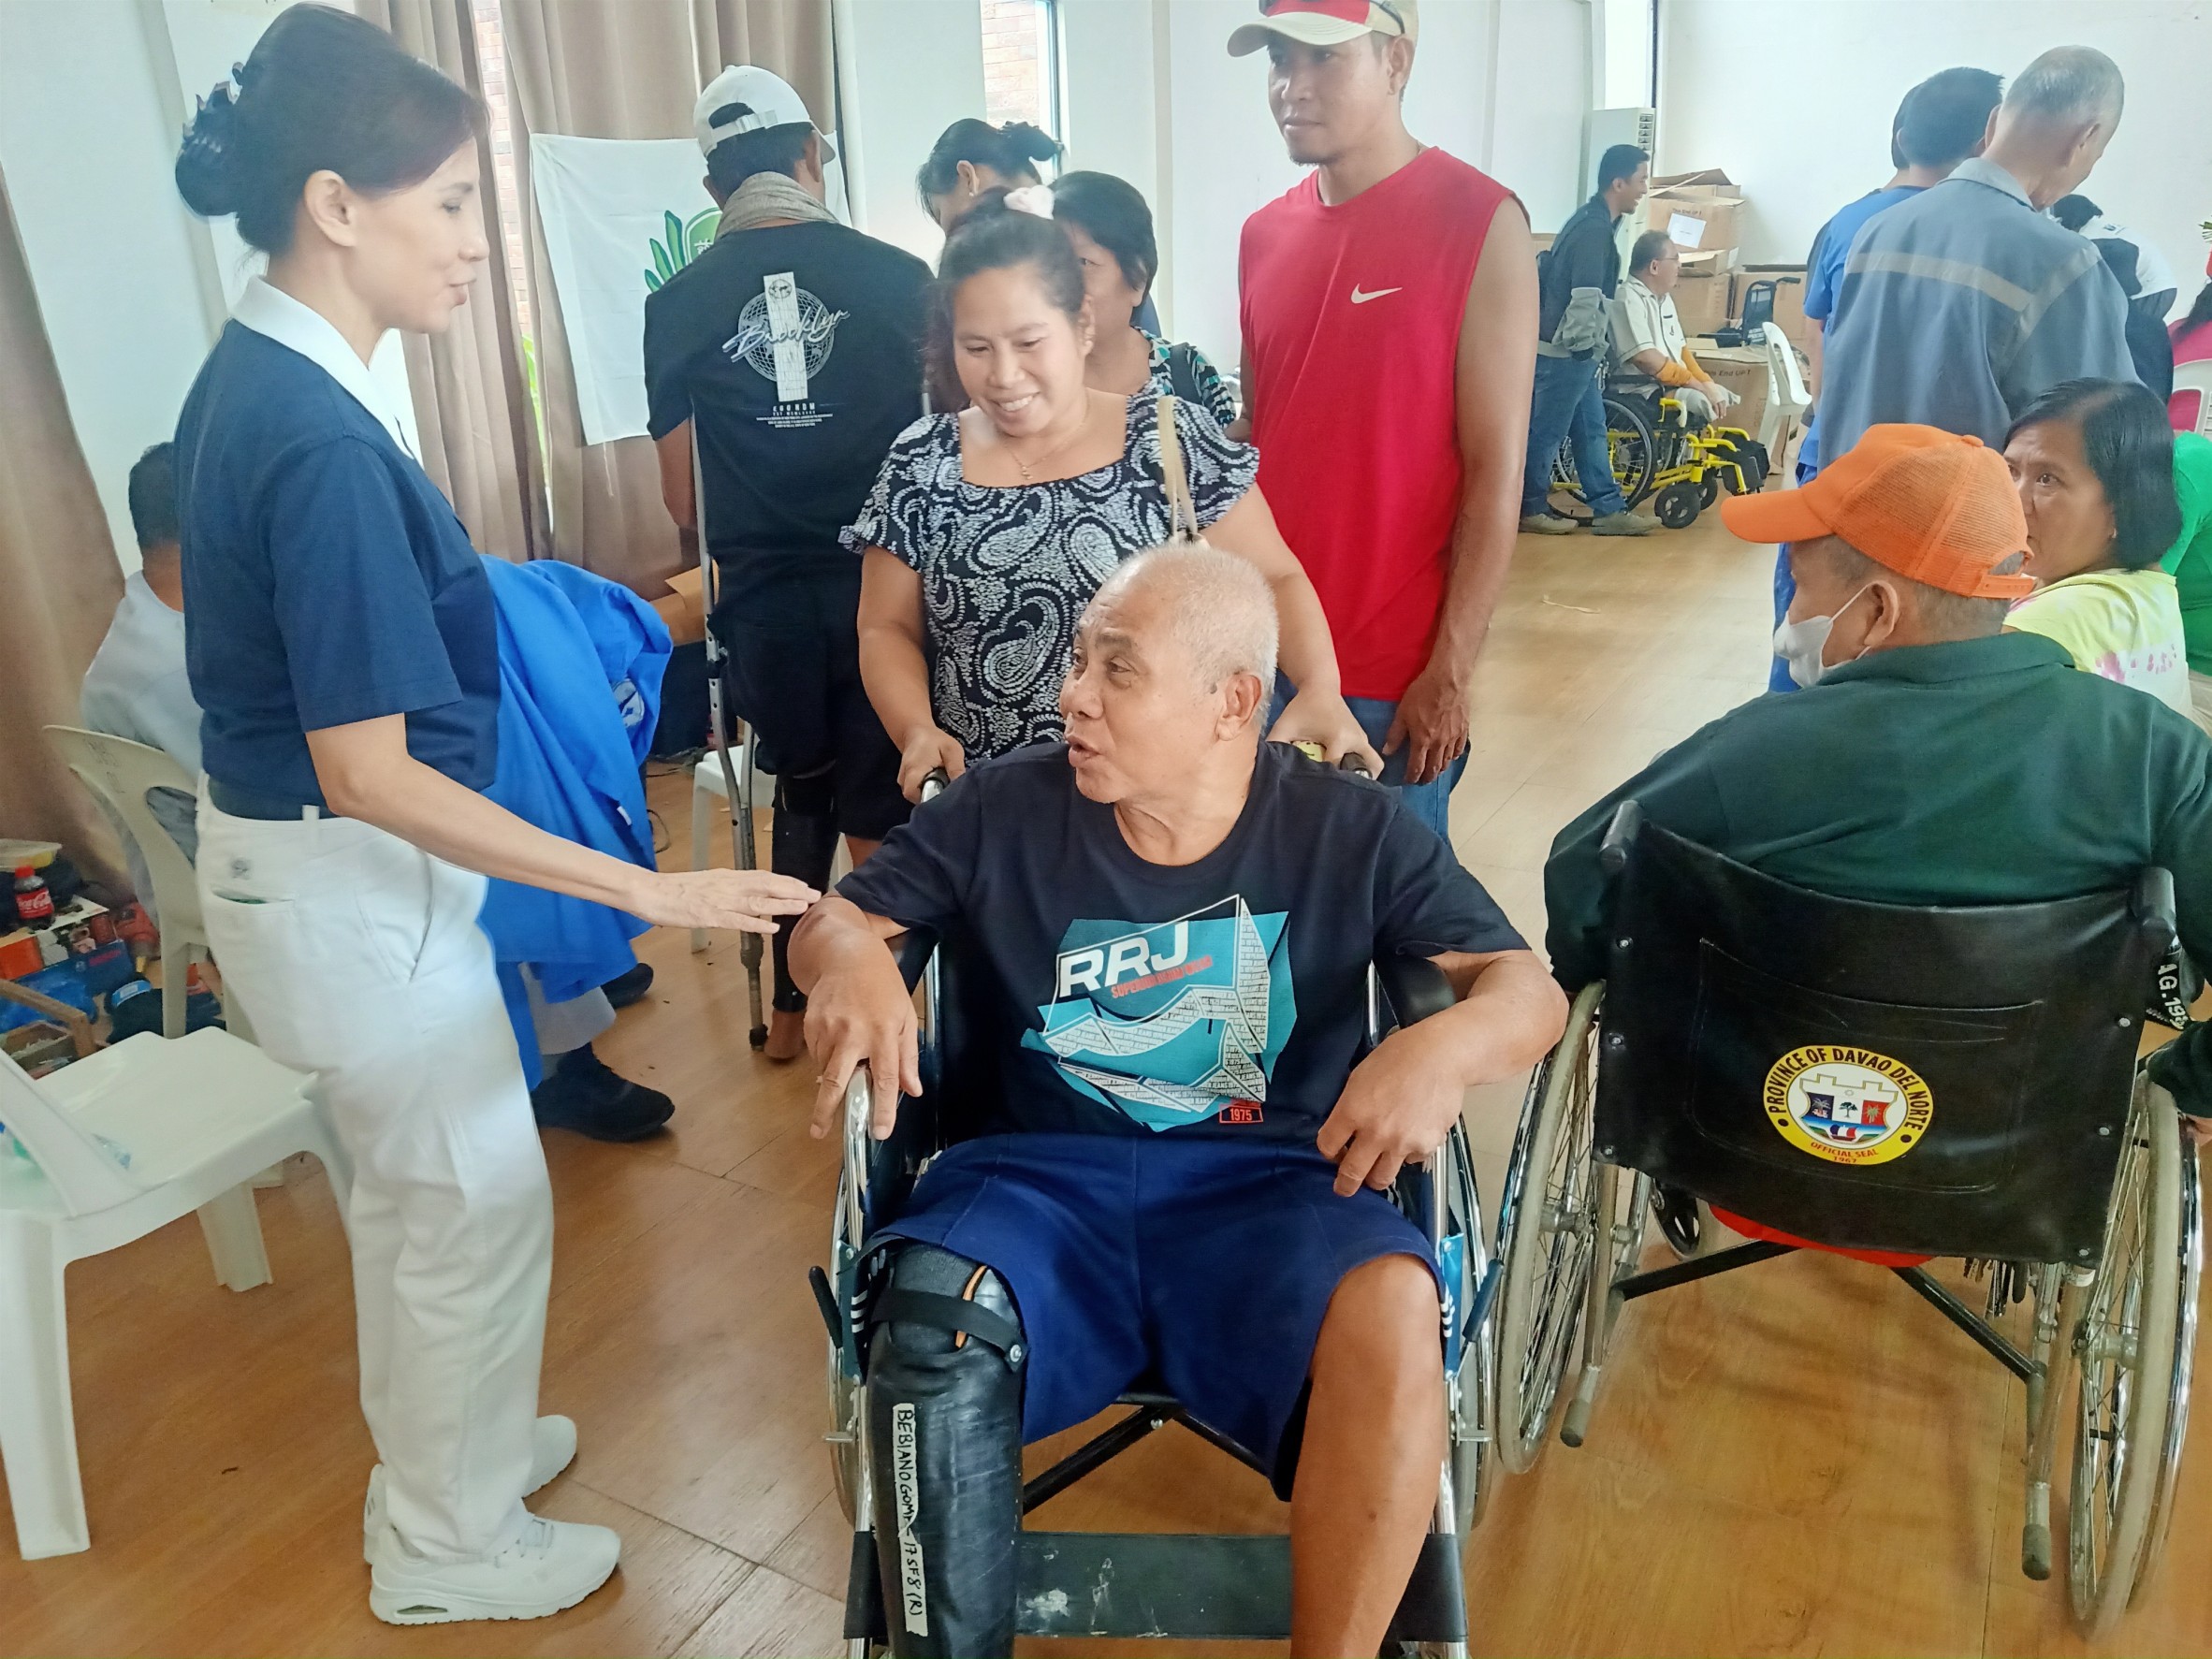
[1768,65,2004,689]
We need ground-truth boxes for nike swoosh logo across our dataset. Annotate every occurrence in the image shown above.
[1349,285,1403,304]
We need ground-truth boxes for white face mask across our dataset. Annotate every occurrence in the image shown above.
[1771,585,1873,689]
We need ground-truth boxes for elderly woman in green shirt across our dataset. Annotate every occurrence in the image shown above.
[2161,429,2212,732]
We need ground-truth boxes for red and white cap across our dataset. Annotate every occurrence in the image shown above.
[1227,0,1418,57]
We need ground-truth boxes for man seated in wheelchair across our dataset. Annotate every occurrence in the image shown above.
[1609,229,1739,431]
[792,546,1565,1656]
[1543,422,2212,1107]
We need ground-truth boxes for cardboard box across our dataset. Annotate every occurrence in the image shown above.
[1687,342,1774,445]
[1649,168,1743,255]
[1733,264,1810,348]
[1672,250,1736,338]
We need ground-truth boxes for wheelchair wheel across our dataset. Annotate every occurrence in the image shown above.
[1437,1121,1495,1535]
[2066,1079,2187,1636]
[1493,982,1603,1474]
[1547,393,1660,519]
[2130,1106,2201,1609]
[1698,475,1721,510]
[1654,481,1702,531]
[828,1341,864,1523]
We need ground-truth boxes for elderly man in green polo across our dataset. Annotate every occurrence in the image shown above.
[1545,423,2212,1113]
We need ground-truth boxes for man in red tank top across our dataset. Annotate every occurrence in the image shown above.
[1232,0,1536,844]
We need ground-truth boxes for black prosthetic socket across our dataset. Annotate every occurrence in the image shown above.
[768,769,838,1013]
[866,1244,1026,1659]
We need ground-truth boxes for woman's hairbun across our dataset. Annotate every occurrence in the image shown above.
[1001,122,1061,166]
[174,79,243,219]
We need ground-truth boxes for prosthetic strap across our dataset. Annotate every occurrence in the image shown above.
[866,1244,1026,1659]
[768,768,839,1012]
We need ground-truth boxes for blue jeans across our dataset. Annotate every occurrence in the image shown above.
[1767,456,1819,692]
[1521,354,1626,518]
[1269,685,1467,845]
[1346,693,1466,844]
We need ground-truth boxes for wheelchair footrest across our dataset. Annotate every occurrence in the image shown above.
[1011,1531,1466,1644]
[1016,1533,1293,1640]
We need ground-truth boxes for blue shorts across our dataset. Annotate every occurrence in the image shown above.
[872,1132,1435,1484]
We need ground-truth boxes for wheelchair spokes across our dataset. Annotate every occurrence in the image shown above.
[1494,982,1603,1472]
[2132,1122,2199,1608]
[2066,1078,2186,1636]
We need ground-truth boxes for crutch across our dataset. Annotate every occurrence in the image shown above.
[694,431,768,1048]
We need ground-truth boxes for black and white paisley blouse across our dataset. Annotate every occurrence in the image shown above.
[843,396,1259,762]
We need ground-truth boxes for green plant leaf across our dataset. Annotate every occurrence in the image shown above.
[650,236,676,282]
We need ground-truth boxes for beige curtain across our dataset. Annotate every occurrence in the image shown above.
[0,169,124,884]
[359,0,548,561]
[500,0,832,591]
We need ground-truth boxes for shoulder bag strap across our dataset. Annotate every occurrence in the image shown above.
[1154,393,1201,546]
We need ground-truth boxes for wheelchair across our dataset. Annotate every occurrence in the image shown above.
[1492,803,2201,1637]
[1549,377,1768,531]
[808,779,1495,1654]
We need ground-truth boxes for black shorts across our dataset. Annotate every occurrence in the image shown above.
[712,568,908,841]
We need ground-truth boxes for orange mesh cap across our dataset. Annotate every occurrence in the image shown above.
[1720,425,2034,599]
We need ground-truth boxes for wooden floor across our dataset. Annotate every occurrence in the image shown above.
[5,516,2207,1657]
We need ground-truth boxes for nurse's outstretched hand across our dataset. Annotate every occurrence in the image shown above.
[633,869,819,933]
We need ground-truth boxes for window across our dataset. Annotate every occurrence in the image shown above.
[979,0,1060,138]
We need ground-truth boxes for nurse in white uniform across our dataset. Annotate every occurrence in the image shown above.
[169,6,814,1625]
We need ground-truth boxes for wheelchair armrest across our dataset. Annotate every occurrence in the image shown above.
[1376,954,1457,1029]
[2135,867,2204,1024]
[1600,799,1643,874]
[891,929,939,993]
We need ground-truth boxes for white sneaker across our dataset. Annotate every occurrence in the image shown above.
[369,1513,620,1625]
[362,1415,578,1563]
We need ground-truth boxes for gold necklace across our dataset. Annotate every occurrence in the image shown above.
[1006,402,1090,483]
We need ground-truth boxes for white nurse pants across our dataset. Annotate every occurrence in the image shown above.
[196,799,550,1562]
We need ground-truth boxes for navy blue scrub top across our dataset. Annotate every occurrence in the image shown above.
[174,322,499,808]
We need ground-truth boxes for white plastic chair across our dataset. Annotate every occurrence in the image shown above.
[44,727,210,1042]
[2175,360,2212,441]
[1752,321,1812,461]
[0,1015,349,1558]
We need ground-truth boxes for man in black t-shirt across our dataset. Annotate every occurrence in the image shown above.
[645,65,931,1058]
[791,547,1565,1659]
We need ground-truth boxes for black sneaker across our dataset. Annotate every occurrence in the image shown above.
[600,961,655,1010]
[531,1045,674,1142]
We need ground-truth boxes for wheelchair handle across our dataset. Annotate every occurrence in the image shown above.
[1599,799,1643,874]
[1339,752,1375,780]
[921,767,951,803]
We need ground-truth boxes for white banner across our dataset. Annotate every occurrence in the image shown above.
[530,135,719,447]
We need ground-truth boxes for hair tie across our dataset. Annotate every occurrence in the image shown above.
[1003,183,1055,219]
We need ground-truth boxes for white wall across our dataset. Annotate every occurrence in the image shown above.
[840,0,986,261]
[0,0,428,577]
[0,0,234,572]
[953,0,1591,368]
[1659,0,2212,316]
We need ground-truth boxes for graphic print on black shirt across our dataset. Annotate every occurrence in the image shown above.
[1028,896,1296,1131]
[835,743,1526,1142]
[723,270,849,426]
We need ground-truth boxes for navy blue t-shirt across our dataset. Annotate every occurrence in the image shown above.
[836,742,1524,1142]
[174,323,498,805]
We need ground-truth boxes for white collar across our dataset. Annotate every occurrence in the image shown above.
[232,276,416,457]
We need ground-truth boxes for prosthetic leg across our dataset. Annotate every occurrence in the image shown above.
[768,765,840,1017]
[866,1244,1026,1659]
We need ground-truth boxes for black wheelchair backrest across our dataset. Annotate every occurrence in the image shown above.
[1594,810,2168,1262]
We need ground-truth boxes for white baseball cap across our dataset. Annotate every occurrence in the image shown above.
[693,65,835,165]
[1227,0,1418,57]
